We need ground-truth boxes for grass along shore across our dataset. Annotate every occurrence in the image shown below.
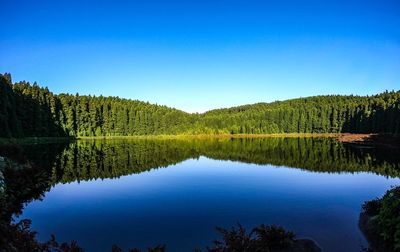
[1,133,398,145]
[77,132,343,140]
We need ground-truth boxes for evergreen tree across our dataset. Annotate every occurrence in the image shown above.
[1,73,399,138]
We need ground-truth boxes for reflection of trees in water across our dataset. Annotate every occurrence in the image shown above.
[1,138,398,251]
[52,139,200,183]
[200,138,400,176]
[0,143,67,222]
[0,143,77,250]
[52,138,400,183]
[1,138,399,219]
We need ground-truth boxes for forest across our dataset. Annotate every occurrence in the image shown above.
[1,73,399,138]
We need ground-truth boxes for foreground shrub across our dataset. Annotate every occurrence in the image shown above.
[207,223,312,252]
[361,186,400,251]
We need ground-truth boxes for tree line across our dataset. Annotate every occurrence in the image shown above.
[1,73,399,138]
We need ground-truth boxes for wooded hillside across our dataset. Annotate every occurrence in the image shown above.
[1,73,399,137]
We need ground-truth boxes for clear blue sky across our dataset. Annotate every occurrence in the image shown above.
[1,0,399,112]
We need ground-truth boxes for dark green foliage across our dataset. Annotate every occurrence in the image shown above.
[361,186,400,251]
[0,74,22,137]
[377,187,400,250]
[200,93,400,134]
[207,224,313,252]
[0,147,54,222]
[209,224,254,251]
[1,219,84,252]
[0,149,83,252]
[0,75,66,137]
[1,73,400,138]
[362,199,382,216]
[0,74,191,137]
[253,224,296,249]
[118,245,166,252]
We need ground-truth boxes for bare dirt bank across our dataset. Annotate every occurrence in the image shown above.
[338,133,400,148]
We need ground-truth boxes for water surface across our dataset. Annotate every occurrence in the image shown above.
[12,138,400,251]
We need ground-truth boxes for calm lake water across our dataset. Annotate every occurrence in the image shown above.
[12,137,400,251]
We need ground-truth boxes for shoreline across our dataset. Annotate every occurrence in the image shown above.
[0,137,75,145]
[1,133,399,147]
[338,133,400,148]
[77,133,342,140]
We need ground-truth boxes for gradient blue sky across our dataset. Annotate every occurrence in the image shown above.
[1,0,399,112]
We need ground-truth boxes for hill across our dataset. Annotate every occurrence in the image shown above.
[1,73,399,137]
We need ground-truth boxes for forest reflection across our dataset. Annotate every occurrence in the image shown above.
[2,137,400,251]
[34,137,400,184]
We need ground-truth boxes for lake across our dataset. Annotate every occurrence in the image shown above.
[10,137,400,251]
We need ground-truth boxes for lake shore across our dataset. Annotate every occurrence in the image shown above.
[338,133,400,148]
[78,132,341,139]
[1,133,399,147]
[0,137,75,145]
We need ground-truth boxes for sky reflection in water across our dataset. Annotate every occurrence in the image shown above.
[19,155,399,252]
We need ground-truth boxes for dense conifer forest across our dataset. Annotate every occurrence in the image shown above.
[1,73,399,137]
